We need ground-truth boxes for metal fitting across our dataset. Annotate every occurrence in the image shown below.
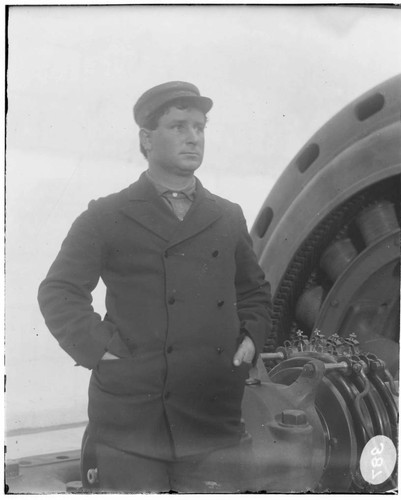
[260,351,285,361]
[302,362,316,377]
[323,361,349,373]
[352,362,362,374]
[87,468,98,485]
[281,409,308,426]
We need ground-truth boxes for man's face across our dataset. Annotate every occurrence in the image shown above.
[144,106,206,176]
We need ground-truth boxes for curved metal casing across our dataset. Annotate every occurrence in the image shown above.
[251,74,401,294]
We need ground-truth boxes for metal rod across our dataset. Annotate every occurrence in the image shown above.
[323,361,349,372]
[260,352,285,360]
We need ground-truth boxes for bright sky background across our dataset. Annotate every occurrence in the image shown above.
[8,6,401,174]
[5,5,401,435]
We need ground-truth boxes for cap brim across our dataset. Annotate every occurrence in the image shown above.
[168,95,213,115]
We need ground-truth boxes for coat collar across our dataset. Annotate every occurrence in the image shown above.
[120,172,222,246]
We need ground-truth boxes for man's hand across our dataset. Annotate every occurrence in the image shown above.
[101,351,120,360]
[233,336,255,366]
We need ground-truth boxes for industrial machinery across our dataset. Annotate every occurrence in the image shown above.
[251,74,400,375]
[6,75,400,493]
[242,331,398,492]
[243,73,400,493]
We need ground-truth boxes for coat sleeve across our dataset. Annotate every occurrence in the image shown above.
[37,202,130,369]
[233,205,272,358]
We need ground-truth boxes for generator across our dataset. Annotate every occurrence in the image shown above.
[242,73,400,492]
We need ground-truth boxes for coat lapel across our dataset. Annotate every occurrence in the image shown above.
[166,181,222,249]
[120,173,180,242]
[119,172,223,245]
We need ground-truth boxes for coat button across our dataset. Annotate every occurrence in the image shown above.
[216,347,224,354]
[167,346,173,354]
[217,300,225,307]
[168,297,175,305]
[212,250,219,257]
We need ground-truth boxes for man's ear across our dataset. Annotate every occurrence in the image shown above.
[139,128,152,154]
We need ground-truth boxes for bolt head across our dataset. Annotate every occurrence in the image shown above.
[303,363,316,377]
[281,409,307,426]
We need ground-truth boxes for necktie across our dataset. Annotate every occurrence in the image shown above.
[162,191,192,221]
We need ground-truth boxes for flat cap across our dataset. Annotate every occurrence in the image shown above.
[134,81,213,127]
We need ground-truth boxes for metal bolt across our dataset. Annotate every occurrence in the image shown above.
[303,363,316,377]
[281,409,307,426]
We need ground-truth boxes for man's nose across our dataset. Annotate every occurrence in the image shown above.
[186,126,200,143]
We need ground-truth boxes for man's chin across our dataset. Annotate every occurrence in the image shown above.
[178,161,202,174]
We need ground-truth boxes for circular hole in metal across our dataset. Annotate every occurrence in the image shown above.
[355,92,385,121]
[255,206,274,238]
[296,143,320,173]
[56,455,70,460]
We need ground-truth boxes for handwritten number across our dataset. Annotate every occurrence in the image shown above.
[371,443,384,456]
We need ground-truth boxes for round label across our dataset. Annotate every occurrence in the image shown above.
[360,435,397,485]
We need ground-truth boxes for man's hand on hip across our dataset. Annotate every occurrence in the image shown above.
[233,336,255,366]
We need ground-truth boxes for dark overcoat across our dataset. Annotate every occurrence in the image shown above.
[38,172,271,459]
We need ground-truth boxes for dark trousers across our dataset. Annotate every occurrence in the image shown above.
[95,437,254,493]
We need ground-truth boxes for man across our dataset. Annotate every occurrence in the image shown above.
[38,81,272,493]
